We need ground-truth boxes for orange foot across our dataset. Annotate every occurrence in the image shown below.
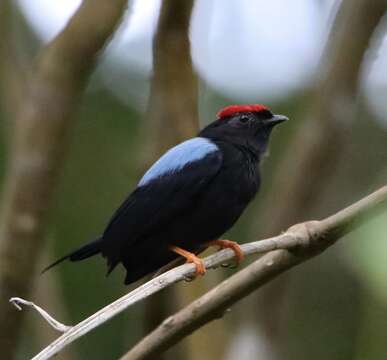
[207,239,244,265]
[169,245,206,276]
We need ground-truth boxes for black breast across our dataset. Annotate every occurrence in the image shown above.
[168,141,261,249]
[112,141,262,284]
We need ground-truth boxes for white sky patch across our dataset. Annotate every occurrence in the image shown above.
[14,0,387,126]
[16,0,81,42]
[190,0,333,101]
[16,0,333,102]
[123,0,161,43]
[105,0,161,73]
[362,19,387,128]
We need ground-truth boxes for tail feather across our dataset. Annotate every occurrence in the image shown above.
[42,237,103,274]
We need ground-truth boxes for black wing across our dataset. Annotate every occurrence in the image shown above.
[101,145,223,271]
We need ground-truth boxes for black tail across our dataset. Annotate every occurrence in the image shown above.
[42,237,103,273]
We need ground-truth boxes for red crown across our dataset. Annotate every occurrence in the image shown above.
[217,104,269,119]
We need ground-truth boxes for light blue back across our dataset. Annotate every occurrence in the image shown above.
[138,137,219,187]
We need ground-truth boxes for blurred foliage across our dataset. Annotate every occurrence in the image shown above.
[0,72,386,360]
[0,2,387,360]
[49,90,139,358]
[348,208,387,302]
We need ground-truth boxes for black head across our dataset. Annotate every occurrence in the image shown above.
[199,104,288,154]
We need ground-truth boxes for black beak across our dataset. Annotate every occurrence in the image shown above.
[267,114,289,126]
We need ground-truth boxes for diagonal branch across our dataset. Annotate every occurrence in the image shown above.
[0,1,128,358]
[121,185,387,360]
[12,185,387,360]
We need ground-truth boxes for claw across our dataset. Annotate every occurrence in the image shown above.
[169,245,206,277]
[207,239,244,266]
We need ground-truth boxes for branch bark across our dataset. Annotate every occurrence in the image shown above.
[121,185,387,360]
[0,1,128,358]
[12,185,387,360]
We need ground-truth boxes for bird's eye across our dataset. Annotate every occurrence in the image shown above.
[239,115,249,123]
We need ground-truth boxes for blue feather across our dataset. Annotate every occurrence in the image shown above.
[138,137,219,187]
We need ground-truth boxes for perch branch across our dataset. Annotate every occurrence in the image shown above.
[12,185,387,360]
[121,185,387,360]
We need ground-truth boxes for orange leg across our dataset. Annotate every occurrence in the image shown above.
[207,239,244,265]
[169,245,206,276]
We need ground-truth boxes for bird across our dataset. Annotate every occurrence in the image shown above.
[43,104,288,285]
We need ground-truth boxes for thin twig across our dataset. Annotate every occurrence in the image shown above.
[12,185,387,360]
[9,298,71,333]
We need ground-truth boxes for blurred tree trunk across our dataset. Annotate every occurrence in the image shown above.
[142,0,198,160]
[139,1,199,360]
[0,3,76,359]
[235,0,387,359]
[0,0,26,133]
[140,1,227,359]
[255,0,387,235]
[0,1,128,359]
